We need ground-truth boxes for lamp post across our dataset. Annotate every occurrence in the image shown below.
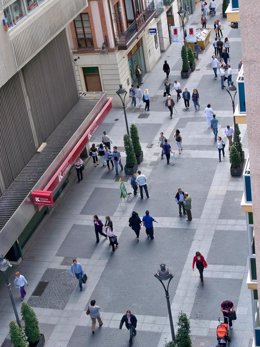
[177,7,186,44]
[0,255,21,327]
[116,84,130,136]
[154,264,175,341]
[226,82,237,131]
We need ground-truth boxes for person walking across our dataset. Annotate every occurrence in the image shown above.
[98,143,106,167]
[192,89,200,111]
[222,49,230,65]
[135,85,143,108]
[14,272,28,301]
[182,88,191,110]
[142,210,158,240]
[224,37,230,53]
[165,95,175,119]
[113,146,123,176]
[164,79,171,96]
[217,19,223,37]
[194,41,200,60]
[162,139,172,165]
[105,225,118,252]
[143,89,150,111]
[102,131,112,150]
[211,114,218,142]
[213,38,218,56]
[104,146,114,170]
[201,14,207,29]
[130,173,138,197]
[227,65,232,86]
[129,211,142,240]
[75,157,84,183]
[204,104,214,128]
[221,300,235,327]
[136,170,149,199]
[211,55,219,79]
[135,65,142,85]
[173,80,182,102]
[174,129,183,154]
[175,188,186,217]
[163,60,170,79]
[93,215,107,243]
[159,132,166,159]
[220,64,226,89]
[192,251,207,284]
[70,259,84,291]
[119,310,138,344]
[184,193,192,222]
[217,136,225,162]
[86,299,103,334]
[217,38,224,57]
[105,216,113,231]
[129,84,136,108]
[224,125,234,148]
[90,144,99,167]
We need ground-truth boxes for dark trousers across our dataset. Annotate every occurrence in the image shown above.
[139,184,149,199]
[213,67,217,78]
[197,264,204,282]
[176,91,181,101]
[103,141,111,150]
[165,71,170,79]
[133,228,140,238]
[224,314,233,327]
[106,160,114,170]
[144,100,150,111]
[178,202,186,216]
[20,286,26,299]
[214,47,218,56]
[146,227,154,240]
[109,237,118,252]
[184,99,189,108]
[132,185,138,196]
[186,209,192,221]
[92,156,98,164]
[168,106,173,118]
[212,128,218,141]
[75,272,83,290]
[218,148,225,162]
[165,153,170,165]
[95,229,107,243]
[76,168,83,182]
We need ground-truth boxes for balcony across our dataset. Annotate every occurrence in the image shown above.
[247,255,257,290]
[226,0,240,23]
[241,158,253,213]
[234,65,247,124]
[163,0,174,5]
[117,2,156,50]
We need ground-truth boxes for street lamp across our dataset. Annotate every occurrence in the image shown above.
[177,7,187,44]
[154,264,175,341]
[0,255,21,327]
[116,84,130,136]
[226,82,237,132]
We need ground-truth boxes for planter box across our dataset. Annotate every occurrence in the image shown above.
[136,151,143,164]
[124,164,138,176]
[230,165,243,177]
[181,70,191,79]
[30,334,45,347]
[190,63,196,72]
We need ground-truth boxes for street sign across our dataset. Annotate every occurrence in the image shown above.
[149,28,157,35]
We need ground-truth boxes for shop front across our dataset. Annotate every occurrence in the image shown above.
[127,39,146,85]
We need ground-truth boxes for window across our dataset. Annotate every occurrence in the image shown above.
[10,0,26,25]
[26,0,38,12]
[74,14,93,49]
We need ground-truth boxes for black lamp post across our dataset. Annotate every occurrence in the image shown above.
[0,255,21,327]
[154,264,175,341]
[177,7,186,44]
[226,82,237,131]
[116,84,130,136]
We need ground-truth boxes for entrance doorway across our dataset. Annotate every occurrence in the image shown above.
[83,67,102,91]
[127,39,146,84]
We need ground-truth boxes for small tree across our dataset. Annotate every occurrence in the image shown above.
[165,342,175,347]
[9,321,29,347]
[130,124,142,158]
[21,303,41,345]
[187,47,195,69]
[181,45,189,73]
[233,124,243,157]
[222,0,230,17]
[175,312,192,347]
[230,145,241,168]
[124,134,137,168]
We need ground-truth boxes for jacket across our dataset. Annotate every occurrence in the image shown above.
[119,314,137,329]
[211,118,218,129]
[182,91,190,100]
[192,255,207,269]
[175,191,185,203]
[129,213,142,231]
[184,196,192,210]
[94,219,103,233]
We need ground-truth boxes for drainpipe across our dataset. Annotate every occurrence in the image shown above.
[107,0,117,46]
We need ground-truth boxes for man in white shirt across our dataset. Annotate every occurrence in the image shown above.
[211,55,219,79]
[173,80,182,102]
[14,272,28,300]
[204,104,214,128]
[220,64,226,89]
[136,170,149,199]
[224,125,234,148]
[102,131,112,150]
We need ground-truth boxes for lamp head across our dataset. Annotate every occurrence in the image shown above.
[177,7,186,17]
[155,264,173,281]
[116,84,127,98]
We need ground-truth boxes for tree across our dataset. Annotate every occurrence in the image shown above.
[187,47,195,69]
[175,312,192,347]
[123,134,137,168]
[181,45,190,73]
[233,123,243,157]
[230,145,241,168]
[21,303,41,345]
[130,124,142,158]
[9,321,29,347]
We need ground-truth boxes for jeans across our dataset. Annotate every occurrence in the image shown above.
[139,184,149,199]
[213,67,217,78]
[184,99,190,108]
[106,160,114,170]
[75,272,83,290]
[146,227,154,240]
[92,156,98,164]
[168,106,173,118]
[212,128,218,141]
[76,168,83,182]
[178,201,186,216]
[165,153,170,165]
[221,75,225,89]
[193,100,200,111]
[20,286,26,299]
[114,160,123,176]
[131,97,136,107]
[218,148,225,162]
[186,209,192,221]
[131,184,138,196]
[144,100,150,111]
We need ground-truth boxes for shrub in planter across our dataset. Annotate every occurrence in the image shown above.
[222,0,230,18]
[175,312,192,347]
[187,47,195,72]
[230,145,242,177]
[165,342,175,347]
[181,45,190,79]
[21,303,41,346]
[233,124,243,158]
[130,124,143,164]
[9,321,29,347]
[123,134,137,175]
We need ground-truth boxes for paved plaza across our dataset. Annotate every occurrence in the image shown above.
[0,1,253,347]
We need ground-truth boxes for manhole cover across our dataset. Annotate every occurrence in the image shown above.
[31,281,48,297]
[147,143,153,148]
[196,68,200,71]
[138,113,150,118]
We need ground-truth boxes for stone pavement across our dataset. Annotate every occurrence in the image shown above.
[0,1,253,347]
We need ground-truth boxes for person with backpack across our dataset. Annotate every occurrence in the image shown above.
[174,129,183,154]
[192,89,200,111]
[165,95,175,119]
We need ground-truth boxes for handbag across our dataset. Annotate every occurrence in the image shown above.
[86,307,90,315]
[163,91,166,97]
[82,273,88,284]
[228,310,237,320]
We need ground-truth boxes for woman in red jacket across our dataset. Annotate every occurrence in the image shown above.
[192,251,207,284]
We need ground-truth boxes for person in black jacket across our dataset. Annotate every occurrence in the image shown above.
[175,188,186,217]
[129,211,142,240]
[163,60,170,79]
[119,310,137,343]
[93,215,107,243]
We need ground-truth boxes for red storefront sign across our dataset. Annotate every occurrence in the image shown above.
[31,190,54,206]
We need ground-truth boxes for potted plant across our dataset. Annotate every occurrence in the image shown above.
[21,303,45,347]
[123,134,137,175]
[233,124,244,162]
[181,45,190,79]
[165,312,191,347]
[230,145,242,177]
[9,321,29,347]
[187,47,195,72]
[130,124,143,164]
[222,0,230,18]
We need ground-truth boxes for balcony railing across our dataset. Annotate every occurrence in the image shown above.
[237,65,246,113]
[117,1,156,50]
[163,0,174,5]
[244,158,252,203]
